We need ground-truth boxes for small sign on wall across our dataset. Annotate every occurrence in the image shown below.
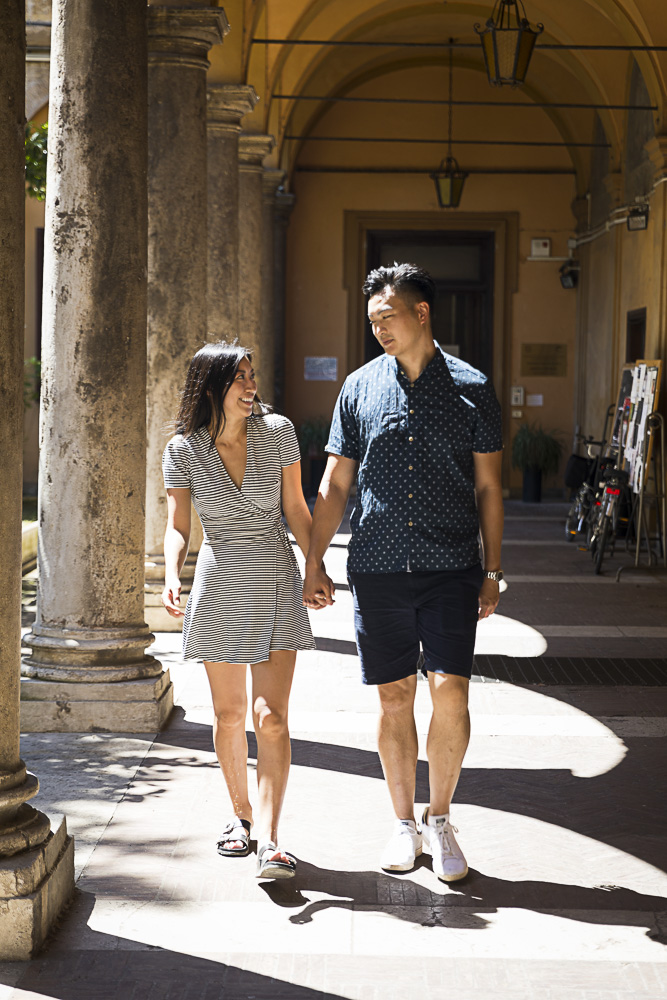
[304,356,338,381]
[520,343,567,378]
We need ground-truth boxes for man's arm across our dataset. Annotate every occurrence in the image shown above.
[303,454,357,608]
[473,450,504,620]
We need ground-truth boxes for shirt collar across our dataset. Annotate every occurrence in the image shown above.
[393,343,453,388]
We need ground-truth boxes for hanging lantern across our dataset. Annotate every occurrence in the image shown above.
[475,0,543,87]
[431,156,468,209]
[431,39,468,208]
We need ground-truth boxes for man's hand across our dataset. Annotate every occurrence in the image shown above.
[303,564,335,609]
[478,578,500,620]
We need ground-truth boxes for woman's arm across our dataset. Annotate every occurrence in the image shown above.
[162,487,192,618]
[281,460,313,559]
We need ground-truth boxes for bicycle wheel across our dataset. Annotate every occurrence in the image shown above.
[565,496,580,541]
[585,503,601,550]
[594,515,611,574]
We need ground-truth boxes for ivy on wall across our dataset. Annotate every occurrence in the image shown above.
[25,122,48,201]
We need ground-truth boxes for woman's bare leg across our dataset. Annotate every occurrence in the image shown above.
[250,649,296,856]
[204,660,252,849]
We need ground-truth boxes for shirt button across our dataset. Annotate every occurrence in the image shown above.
[408,521,413,526]
[409,436,414,442]
[408,493,413,498]
[409,465,413,470]
[409,409,414,414]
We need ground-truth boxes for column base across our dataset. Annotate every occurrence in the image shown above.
[0,813,74,960]
[20,671,174,733]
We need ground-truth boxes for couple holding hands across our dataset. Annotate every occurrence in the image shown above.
[162,263,504,882]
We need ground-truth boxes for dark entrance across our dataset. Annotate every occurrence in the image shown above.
[365,230,495,376]
[625,307,646,363]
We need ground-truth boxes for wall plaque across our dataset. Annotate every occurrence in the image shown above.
[304,356,338,381]
[520,343,567,377]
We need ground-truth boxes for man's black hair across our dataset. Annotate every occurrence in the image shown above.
[362,262,436,313]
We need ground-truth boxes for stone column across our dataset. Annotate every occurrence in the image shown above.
[207,84,258,342]
[260,169,286,408]
[273,188,296,413]
[238,133,275,403]
[22,0,173,733]
[0,0,73,957]
[144,6,229,633]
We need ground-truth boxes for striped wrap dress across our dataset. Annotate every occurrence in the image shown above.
[162,413,315,664]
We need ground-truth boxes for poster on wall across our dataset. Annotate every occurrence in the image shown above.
[618,359,662,492]
[611,364,634,448]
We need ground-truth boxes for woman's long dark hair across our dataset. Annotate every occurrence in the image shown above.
[175,342,266,442]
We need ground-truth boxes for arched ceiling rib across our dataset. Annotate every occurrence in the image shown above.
[243,0,666,197]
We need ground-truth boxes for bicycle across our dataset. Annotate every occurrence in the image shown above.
[564,435,613,542]
[588,465,633,574]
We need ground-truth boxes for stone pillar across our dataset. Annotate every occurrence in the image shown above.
[273,188,296,413]
[144,6,229,633]
[0,0,74,957]
[22,0,173,733]
[207,84,258,342]
[260,169,285,408]
[238,133,275,403]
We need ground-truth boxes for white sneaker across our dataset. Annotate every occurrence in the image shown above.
[380,819,422,871]
[422,808,468,882]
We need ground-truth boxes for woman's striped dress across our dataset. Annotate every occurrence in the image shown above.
[162,413,315,664]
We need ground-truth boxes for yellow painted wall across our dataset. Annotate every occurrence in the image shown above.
[283,62,578,496]
[578,181,667,445]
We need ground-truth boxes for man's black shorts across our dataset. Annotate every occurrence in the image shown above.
[348,565,484,686]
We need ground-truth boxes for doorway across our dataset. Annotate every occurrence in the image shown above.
[625,307,646,363]
[365,230,495,376]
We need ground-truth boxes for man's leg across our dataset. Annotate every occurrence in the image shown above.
[426,672,470,815]
[376,673,423,870]
[376,673,419,819]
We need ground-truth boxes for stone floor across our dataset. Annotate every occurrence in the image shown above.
[3,501,667,999]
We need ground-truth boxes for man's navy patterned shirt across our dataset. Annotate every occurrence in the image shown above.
[326,345,503,573]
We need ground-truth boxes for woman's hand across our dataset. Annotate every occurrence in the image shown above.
[162,577,184,617]
[303,563,335,609]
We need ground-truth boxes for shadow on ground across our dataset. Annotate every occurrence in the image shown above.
[0,891,347,1000]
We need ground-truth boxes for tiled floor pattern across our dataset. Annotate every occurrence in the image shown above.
[3,501,667,999]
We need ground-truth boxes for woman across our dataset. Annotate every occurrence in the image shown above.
[161,342,317,879]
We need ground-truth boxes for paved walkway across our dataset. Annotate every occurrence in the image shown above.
[3,501,667,999]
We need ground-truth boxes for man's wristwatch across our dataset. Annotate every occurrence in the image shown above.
[484,570,503,582]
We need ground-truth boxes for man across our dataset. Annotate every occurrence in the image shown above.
[303,262,503,883]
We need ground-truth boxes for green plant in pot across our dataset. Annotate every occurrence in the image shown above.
[298,417,331,499]
[511,423,563,503]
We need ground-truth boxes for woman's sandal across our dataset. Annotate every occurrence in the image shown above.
[256,841,297,879]
[216,818,252,857]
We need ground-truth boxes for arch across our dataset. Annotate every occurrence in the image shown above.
[249,0,666,170]
[274,53,593,194]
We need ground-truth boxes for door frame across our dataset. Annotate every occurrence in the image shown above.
[365,228,495,371]
[343,210,519,485]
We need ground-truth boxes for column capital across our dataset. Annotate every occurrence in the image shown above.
[571,195,589,233]
[207,84,258,132]
[262,168,286,202]
[275,189,296,227]
[603,171,623,209]
[239,133,275,171]
[645,134,667,180]
[147,6,229,70]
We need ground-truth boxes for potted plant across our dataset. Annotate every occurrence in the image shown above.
[298,417,331,499]
[511,422,563,503]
